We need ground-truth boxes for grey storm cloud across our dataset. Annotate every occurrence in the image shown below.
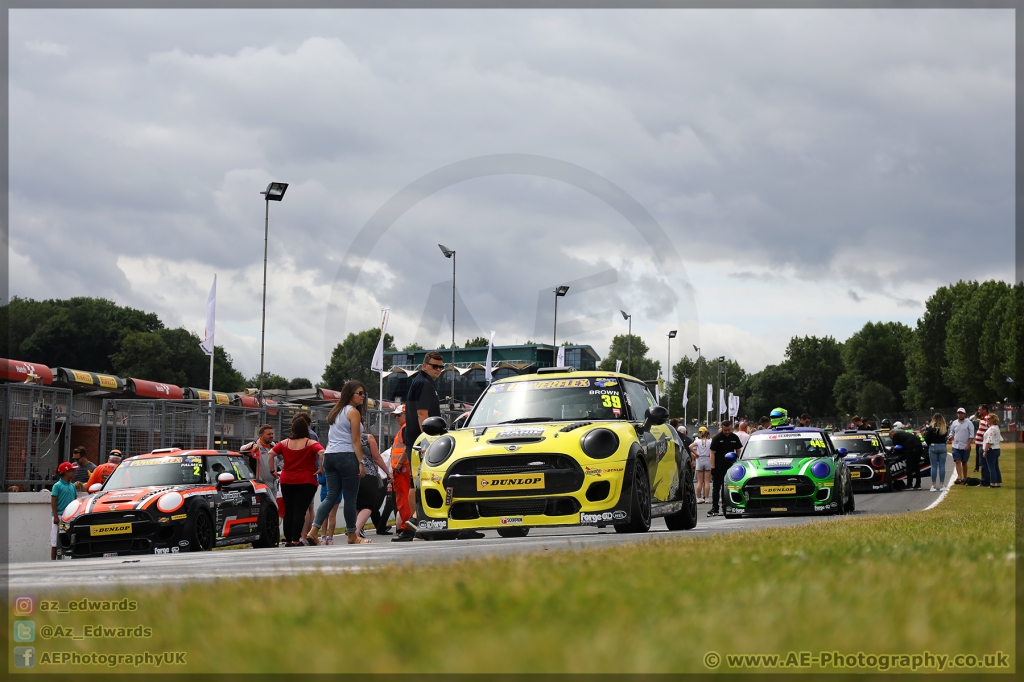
[7,8,1015,379]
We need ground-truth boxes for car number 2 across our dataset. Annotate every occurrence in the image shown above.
[601,395,622,409]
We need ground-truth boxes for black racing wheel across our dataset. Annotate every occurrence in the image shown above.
[190,508,215,551]
[497,527,530,538]
[665,466,698,530]
[615,461,651,534]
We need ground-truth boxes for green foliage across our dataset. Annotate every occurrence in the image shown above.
[598,334,660,381]
[247,373,291,391]
[6,296,245,392]
[744,364,800,423]
[288,377,313,390]
[834,321,912,414]
[670,355,748,421]
[464,337,489,348]
[944,280,1013,406]
[321,329,397,399]
[995,283,1023,403]
[402,343,424,351]
[781,336,843,417]
[856,381,896,416]
[903,283,969,409]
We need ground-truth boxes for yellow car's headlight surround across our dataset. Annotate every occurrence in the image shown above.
[425,435,456,466]
[580,428,619,459]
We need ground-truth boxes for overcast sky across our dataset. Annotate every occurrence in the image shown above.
[9,9,1015,383]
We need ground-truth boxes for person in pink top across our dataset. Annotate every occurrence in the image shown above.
[270,413,325,547]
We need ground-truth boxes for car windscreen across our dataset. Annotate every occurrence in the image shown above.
[467,377,628,427]
[831,434,883,454]
[103,456,205,489]
[741,433,830,459]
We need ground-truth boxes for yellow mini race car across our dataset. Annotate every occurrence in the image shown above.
[410,368,698,537]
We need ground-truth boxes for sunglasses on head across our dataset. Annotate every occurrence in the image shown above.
[428,363,444,370]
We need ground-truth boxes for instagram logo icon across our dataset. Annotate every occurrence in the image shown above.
[13,596,34,616]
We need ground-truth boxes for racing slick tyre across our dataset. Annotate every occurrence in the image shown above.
[190,508,215,552]
[833,477,846,516]
[665,467,698,530]
[497,527,530,538]
[847,478,856,513]
[883,471,894,493]
[420,531,459,541]
[615,461,651,534]
[251,504,281,548]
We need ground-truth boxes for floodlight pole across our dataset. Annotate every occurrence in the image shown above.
[694,344,701,425]
[259,197,269,406]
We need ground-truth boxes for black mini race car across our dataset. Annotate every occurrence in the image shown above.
[58,449,279,559]
[832,430,894,493]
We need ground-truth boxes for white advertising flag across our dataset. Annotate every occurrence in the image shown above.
[199,275,216,356]
[556,345,566,368]
[484,330,496,382]
[681,377,690,408]
[730,394,740,418]
[370,308,391,373]
[616,359,622,373]
[719,388,727,415]
[707,384,713,413]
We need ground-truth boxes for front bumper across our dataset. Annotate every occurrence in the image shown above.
[849,462,888,492]
[417,454,633,531]
[724,478,838,516]
[59,512,191,559]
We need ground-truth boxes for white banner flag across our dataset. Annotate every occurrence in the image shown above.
[199,275,216,356]
[370,308,391,373]
[655,369,663,403]
[719,388,727,415]
[707,383,713,413]
[556,345,566,368]
[730,394,740,418]
[681,377,690,408]
[616,359,622,373]
[484,330,496,382]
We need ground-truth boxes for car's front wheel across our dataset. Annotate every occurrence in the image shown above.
[615,461,651,534]
[497,527,530,538]
[833,478,846,516]
[847,476,856,512]
[190,508,215,551]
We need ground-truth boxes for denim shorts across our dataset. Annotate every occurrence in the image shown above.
[951,447,969,462]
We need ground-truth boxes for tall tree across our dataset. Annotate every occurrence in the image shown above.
[782,335,843,416]
[944,280,1012,405]
[903,282,972,409]
[834,321,912,414]
[321,328,397,399]
[670,355,747,422]
[995,282,1023,404]
[464,337,489,348]
[744,364,800,423]
[598,334,660,381]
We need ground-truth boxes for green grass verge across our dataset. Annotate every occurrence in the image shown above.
[19,445,1017,674]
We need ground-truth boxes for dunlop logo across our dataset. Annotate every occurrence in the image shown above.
[477,474,545,491]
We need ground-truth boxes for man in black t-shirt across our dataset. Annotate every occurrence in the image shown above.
[708,420,743,516]
[394,351,446,542]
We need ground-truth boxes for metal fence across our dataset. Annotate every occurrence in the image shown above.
[96,399,416,461]
[1,383,73,490]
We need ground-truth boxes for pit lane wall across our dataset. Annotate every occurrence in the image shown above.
[2,489,54,563]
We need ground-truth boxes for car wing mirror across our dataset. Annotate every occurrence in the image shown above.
[837,447,848,456]
[421,416,448,437]
[640,405,669,433]
[216,472,236,486]
[88,483,102,493]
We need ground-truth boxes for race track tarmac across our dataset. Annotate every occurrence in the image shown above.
[9,454,954,592]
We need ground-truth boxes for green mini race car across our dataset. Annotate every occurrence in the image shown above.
[722,427,855,518]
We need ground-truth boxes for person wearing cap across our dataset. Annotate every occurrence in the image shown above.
[51,462,78,560]
[389,405,417,542]
[689,426,713,504]
[86,450,122,490]
[71,447,95,484]
[948,408,975,484]
[890,422,923,490]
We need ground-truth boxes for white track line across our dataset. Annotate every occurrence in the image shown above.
[924,454,958,511]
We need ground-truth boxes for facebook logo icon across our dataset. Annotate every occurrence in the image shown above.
[13,646,35,668]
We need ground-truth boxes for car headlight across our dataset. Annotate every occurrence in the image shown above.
[156,491,184,514]
[61,498,82,522]
[425,435,456,466]
[811,461,831,478]
[580,428,619,459]
[729,465,746,482]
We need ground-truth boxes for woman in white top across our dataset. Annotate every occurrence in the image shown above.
[689,426,713,503]
[981,414,1003,488]
[307,381,370,545]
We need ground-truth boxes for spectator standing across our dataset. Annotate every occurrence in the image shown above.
[948,408,975,485]
[353,431,391,538]
[982,414,1003,488]
[50,462,78,560]
[708,420,743,516]
[758,416,771,431]
[370,446,395,535]
[71,447,95,485]
[689,426,712,503]
[240,425,277,491]
[974,405,991,486]
[891,422,923,490]
[85,450,122,490]
[922,412,948,491]
[797,413,812,428]
[393,352,446,542]
[308,381,369,546]
[735,421,750,447]
[270,414,325,547]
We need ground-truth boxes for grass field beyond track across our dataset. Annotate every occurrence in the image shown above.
[17,445,1017,674]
